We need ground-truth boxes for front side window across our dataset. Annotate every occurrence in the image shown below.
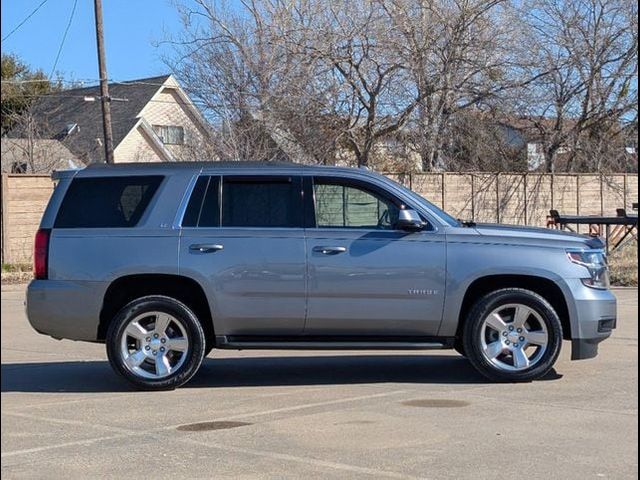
[153,125,185,145]
[222,177,302,228]
[313,179,400,230]
[55,176,163,228]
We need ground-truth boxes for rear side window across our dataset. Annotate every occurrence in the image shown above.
[182,176,221,227]
[54,176,163,228]
[222,177,302,228]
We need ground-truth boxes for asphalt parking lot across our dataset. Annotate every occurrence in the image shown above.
[1,285,637,479]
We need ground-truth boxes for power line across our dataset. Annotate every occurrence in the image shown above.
[3,90,213,109]
[50,0,79,78]
[2,0,51,42]
[1,78,100,85]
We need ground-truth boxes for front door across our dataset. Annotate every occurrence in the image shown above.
[304,176,446,335]
[179,175,306,336]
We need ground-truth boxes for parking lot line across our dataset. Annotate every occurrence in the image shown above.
[176,436,423,480]
[1,432,137,459]
[3,390,422,479]
[3,289,637,479]
[187,389,408,422]
[2,390,408,459]
[465,393,639,416]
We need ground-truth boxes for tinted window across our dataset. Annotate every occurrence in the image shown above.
[199,177,221,227]
[222,177,302,228]
[55,176,163,228]
[182,177,208,227]
[182,176,220,227]
[314,180,399,229]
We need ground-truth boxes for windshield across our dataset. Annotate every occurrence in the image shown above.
[383,176,461,227]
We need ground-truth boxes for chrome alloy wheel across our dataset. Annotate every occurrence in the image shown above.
[119,311,189,380]
[480,303,549,372]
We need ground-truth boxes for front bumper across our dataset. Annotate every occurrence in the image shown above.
[566,279,617,360]
[26,279,105,342]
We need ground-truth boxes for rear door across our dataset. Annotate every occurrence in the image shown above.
[179,175,307,336]
[304,175,446,335]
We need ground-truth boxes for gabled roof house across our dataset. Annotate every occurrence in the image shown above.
[4,74,211,170]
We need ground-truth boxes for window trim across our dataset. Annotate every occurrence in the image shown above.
[308,175,431,232]
[182,175,223,228]
[174,174,200,229]
[181,176,208,228]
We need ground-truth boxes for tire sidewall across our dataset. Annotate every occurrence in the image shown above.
[463,289,563,382]
[106,295,206,390]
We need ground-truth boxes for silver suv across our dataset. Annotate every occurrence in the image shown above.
[27,162,617,389]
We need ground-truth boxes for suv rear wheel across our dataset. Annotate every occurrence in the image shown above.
[106,296,206,390]
[462,288,563,382]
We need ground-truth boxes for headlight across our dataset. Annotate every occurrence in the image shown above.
[566,249,610,289]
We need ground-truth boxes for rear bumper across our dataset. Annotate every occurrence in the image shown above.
[566,280,617,360]
[26,280,106,341]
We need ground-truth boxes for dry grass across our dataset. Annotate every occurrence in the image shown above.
[1,263,32,273]
[1,263,32,285]
[608,242,638,287]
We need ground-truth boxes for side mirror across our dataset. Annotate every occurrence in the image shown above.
[396,209,426,231]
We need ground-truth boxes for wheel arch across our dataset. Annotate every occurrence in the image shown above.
[98,273,214,343]
[454,274,572,341]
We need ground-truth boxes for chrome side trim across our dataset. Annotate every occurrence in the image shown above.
[172,172,201,229]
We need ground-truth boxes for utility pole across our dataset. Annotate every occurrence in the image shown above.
[93,0,114,164]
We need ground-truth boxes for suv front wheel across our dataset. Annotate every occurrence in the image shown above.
[106,296,206,390]
[462,288,563,382]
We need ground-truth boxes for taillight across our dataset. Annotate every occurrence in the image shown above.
[34,228,51,280]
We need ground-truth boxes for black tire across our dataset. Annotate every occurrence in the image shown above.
[462,288,563,382]
[106,295,206,390]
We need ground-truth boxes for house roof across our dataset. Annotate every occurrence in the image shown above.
[15,74,172,164]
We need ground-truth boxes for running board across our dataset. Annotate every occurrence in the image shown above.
[215,335,454,350]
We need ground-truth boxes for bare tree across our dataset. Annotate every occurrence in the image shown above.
[167,0,342,163]
[167,0,637,173]
[1,105,66,173]
[169,0,431,167]
[442,110,527,171]
[381,0,524,170]
[291,0,429,167]
[514,0,638,172]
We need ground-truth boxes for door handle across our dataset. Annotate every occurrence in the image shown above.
[189,244,224,253]
[313,246,347,255]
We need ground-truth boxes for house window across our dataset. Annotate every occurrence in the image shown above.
[153,125,185,145]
